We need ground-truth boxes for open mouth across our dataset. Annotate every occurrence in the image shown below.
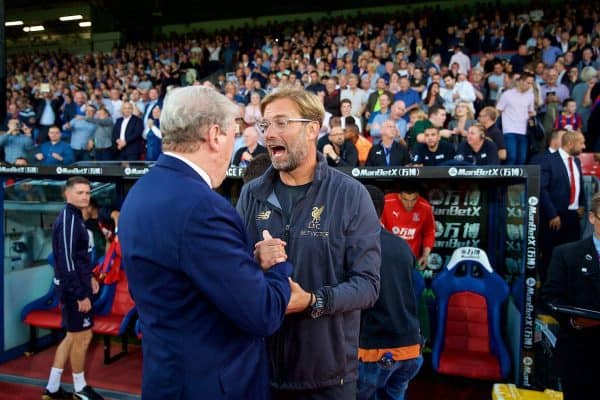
[269,145,287,157]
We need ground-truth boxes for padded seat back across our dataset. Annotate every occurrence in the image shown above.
[431,247,511,380]
[444,292,489,353]
[579,152,598,176]
[111,271,135,317]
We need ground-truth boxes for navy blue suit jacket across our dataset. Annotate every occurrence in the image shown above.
[540,151,585,220]
[119,154,292,399]
[112,115,143,160]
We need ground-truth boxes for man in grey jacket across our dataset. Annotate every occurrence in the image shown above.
[85,107,114,161]
[237,87,381,399]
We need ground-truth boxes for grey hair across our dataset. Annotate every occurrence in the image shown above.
[161,86,238,153]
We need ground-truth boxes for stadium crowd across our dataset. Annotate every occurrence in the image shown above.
[2,2,600,167]
[9,3,600,399]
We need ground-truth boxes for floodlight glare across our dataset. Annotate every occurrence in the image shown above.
[23,25,45,32]
[59,15,83,21]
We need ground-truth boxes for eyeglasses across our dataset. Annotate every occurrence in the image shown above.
[256,117,313,134]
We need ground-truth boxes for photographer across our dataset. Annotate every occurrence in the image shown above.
[0,119,34,164]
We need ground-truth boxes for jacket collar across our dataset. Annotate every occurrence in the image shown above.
[154,153,210,187]
[251,152,328,201]
[66,203,83,217]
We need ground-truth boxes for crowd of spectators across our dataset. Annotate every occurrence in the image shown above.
[3,1,600,168]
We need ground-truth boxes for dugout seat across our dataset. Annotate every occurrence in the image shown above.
[20,254,64,352]
[91,237,137,364]
[431,247,511,380]
[579,152,600,177]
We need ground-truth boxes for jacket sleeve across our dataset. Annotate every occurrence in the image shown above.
[112,121,120,143]
[486,142,500,164]
[180,200,291,337]
[86,117,113,127]
[422,205,436,250]
[540,246,569,326]
[319,185,381,314]
[54,212,88,300]
[365,147,376,166]
[61,144,75,165]
[577,159,585,209]
[340,142,358,167]
[540,157,558,219]
[126,118,144,143]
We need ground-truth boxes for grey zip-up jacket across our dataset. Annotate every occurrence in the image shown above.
[236,153,381,390]
[85,116,114,149]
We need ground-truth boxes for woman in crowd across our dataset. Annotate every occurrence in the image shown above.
[144,106,162,162]
[244,91,262,126]
[448,101,477,151]
[423,82,444,113]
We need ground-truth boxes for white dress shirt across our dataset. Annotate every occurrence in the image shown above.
[119,116,131,142]
[558,148,581,209]
[163,152,212,188]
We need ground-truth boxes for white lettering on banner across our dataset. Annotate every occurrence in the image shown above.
[227,166,244,177]
[351,168,420,178]
[123,167,150,176]
[56,167,103,175]
[522,196,539,355]
[0,166,39,174]
[447,167,523,177]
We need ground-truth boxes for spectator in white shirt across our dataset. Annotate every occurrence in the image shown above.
[440,74,476,115]
[449,46,471,75]
[341,74,367,117]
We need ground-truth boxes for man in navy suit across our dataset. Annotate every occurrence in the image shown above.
[539,130,586,282]
[112,102,143,161]
[541,192,600,400]
[142,88,163,131]
[119,86,293,400]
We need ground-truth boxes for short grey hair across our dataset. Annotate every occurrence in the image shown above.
[161,86,238,153]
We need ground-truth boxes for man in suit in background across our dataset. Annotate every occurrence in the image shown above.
[119,86,294,399]
[34,87,63,145]
[142,88,163,131]
[112,102,143,161]
[539,130,586,282]
[541,192,600,400]
[366,119,411,167]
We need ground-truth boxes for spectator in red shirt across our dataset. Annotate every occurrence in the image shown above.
[381,187,435,268]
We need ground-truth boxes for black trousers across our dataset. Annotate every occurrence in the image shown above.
[562,380,596,400]
[539,210,581,283]
[272,381,356,400]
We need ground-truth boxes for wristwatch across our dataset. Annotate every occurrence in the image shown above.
[309,292,326,319]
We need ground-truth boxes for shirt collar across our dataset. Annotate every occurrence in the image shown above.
[593,234,600,256]
[163,152,212,188]
[557,147,569,160]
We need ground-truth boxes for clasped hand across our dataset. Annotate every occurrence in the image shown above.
[254,230,287,271]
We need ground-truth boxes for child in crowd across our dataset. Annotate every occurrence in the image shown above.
[554,98,582,132]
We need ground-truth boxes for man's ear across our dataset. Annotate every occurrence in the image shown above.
[306,120,320,141]
[206,124,221,151]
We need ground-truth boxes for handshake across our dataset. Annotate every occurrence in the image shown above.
[254,229,287,270]
[255,230,314,315]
